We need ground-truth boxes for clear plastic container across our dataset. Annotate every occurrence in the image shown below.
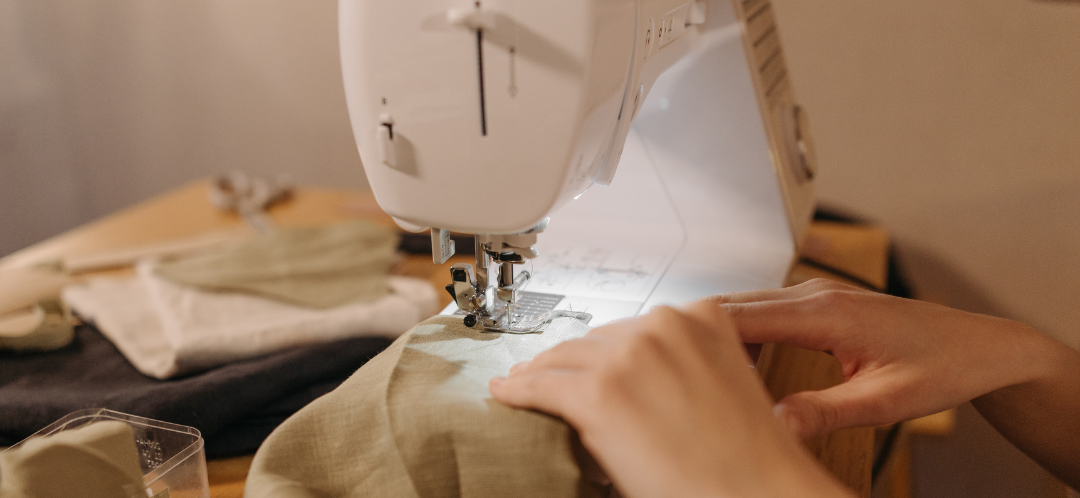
[3,408,210,498]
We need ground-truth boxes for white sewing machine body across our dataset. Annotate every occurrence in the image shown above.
[340,0,818,327]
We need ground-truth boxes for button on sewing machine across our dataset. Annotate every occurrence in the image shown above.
[645,19,655,59]
[377,113,396,168]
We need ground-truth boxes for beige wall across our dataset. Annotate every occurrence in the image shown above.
[771,0,1080,350]
[0,0,363,256]
[2,0,1078,352]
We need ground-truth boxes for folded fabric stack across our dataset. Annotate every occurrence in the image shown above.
[0,220,440,456]
[62,220,439,379]
[0,325,393,457]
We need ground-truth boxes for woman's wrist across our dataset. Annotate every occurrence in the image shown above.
[971,324,1080,488]
[995,320,1071,391]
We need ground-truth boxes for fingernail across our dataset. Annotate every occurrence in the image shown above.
[489,377,505,387]
[509,362,527,375]
[773,403,800,437]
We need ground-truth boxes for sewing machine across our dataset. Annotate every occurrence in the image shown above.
[339,0,817,332]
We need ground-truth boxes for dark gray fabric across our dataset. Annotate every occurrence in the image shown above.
[0,324,391,457]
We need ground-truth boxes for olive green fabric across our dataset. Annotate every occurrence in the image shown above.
[155,220,399,309]
[0,421,145,498]
[245,315,603,498]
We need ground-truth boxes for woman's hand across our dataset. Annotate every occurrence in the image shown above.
[712,278,1071,440]
[491,278,1080,492]
[715,278,1080,487]
[489,300,854,498]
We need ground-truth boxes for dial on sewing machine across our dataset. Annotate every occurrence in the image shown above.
[339,0,817,332]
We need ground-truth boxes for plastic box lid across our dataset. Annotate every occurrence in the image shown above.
[3,408,210,498]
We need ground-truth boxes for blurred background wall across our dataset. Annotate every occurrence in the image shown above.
[772,0,1080,353]
[0,1,1078,495]
[0,0,364,259]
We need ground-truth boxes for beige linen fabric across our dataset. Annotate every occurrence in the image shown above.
[0,299,75,353]
[155,220,399,309]
[245,315,603,498]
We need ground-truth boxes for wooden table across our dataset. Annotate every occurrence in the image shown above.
[0,181,886,497]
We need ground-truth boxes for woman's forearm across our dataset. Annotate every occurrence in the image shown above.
[972,329,1080,489]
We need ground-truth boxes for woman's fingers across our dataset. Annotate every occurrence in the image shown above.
[678,298,737,332]
[489,369,583,419]
[702,280,877,354]
[706,278,870,306]
[774,375,906,439]
[510,337,607,376]
[720,291,866,351]
[491,301,862,497]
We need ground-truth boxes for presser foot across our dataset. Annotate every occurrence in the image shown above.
[455,291,592,333]
[445,230,590,333]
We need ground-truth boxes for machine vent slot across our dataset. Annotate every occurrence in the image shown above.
[745,4,777,47]
[752,25,781,64]
[740,0,791,106]
[742,0,769,20]
[760,50,787,96]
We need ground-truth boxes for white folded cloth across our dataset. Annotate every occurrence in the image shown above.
[62,262,439,379]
